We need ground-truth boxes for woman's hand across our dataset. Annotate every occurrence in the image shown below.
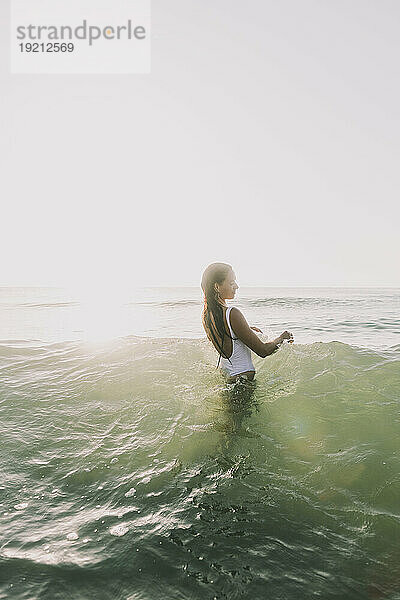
[250,326,263,333]
[278,330,294,343]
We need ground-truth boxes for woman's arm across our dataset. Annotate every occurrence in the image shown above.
[230,308,293,358]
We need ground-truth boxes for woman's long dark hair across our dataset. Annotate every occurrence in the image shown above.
[201,262,233,366]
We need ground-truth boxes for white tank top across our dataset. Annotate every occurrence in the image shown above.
[219,306,255,377]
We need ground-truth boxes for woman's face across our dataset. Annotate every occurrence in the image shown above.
[217,270,239,300]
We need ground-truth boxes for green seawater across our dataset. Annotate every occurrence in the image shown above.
[1,334,400,600]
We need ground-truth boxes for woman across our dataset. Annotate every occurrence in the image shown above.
[201,263,294,383]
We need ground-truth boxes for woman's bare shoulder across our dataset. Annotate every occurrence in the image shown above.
[229,307,267,357]
[230,307,247,322]
[229,307,251,333]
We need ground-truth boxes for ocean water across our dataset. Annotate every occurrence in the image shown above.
[1,287,400,600]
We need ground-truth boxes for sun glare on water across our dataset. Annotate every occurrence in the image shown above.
[71,284,133,344]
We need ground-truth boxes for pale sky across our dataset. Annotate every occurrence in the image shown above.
[1,0,399,288]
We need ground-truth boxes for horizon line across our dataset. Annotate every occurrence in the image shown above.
[0,284,399,290]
